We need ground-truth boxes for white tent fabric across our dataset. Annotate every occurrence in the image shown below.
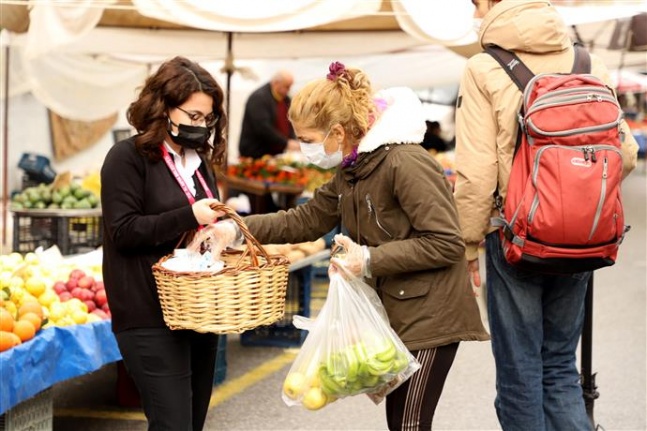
[32,27,425,60]
[132,0,382,33]
[130,0,478,44]
[0,32,30,100]
[2,0,146,121]
[2,0,646,121]
[553,4,646,25]
[3,26,432,121]
[25,53,148,122]
[25,0,114,60]
[392,1,476,45]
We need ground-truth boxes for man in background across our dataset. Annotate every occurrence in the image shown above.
[239,70,300,159]
[454,1,638,430]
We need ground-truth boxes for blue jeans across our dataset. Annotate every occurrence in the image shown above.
[485,232,593,431]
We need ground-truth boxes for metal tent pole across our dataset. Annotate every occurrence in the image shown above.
[2,42,10,252]
[581,274,599,430]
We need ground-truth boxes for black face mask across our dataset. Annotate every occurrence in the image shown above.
[167,119,211,150]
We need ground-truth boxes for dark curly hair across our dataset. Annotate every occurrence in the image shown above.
[127,56,227,166]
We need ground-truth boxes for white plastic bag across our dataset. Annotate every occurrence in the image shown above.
[282,271,421,411]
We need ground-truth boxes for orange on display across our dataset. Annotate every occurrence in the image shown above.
[19,312,42,332]
[0,308,15,332]
[0,330,21,352]
[13,319,36,342]
[18,301,44,320]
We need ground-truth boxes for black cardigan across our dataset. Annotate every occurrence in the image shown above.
[100,137,218,333]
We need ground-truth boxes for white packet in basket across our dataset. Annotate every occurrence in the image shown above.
[161,249,224,272]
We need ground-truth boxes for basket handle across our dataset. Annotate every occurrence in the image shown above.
[209,202,271,268]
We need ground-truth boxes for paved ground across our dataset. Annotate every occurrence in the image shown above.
[12,166,647,430]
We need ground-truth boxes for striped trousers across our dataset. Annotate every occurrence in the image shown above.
[386,343,459,430]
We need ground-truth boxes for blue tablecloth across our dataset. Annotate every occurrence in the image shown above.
[0,320,121,414]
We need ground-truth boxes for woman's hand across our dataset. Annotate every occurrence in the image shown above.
[186,220,240,259]
[467,258,481,287]
[330,234,371,278]
[192,198,224,225]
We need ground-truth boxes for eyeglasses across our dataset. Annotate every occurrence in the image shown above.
[176,106,219,128]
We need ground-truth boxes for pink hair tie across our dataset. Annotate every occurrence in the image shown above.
[374,97,388,113]
[327,61,346,81]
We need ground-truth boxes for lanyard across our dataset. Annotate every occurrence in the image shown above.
[161,144,214,205]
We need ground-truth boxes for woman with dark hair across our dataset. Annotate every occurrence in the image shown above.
[100,56,227,430]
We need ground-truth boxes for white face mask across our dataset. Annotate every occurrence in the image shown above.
[299,130,342,169]
[473,18,483,35]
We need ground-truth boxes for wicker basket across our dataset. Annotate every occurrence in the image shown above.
[152,204,290,334]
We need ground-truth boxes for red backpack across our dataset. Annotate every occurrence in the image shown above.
[486,44,629,274]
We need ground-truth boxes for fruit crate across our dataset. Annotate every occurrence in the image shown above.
[0,388,52,431]
[240,265,313,348]
[11,209,103,255]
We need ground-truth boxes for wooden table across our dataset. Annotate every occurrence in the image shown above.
[221,175,304,214]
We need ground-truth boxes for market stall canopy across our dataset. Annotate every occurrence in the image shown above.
[0,0,473,121]
[1,0,476,61]
[1,0,646,121]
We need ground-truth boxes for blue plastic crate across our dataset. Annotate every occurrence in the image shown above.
[17,153,56,184]
[311,257,330,281]
[240,266,312,347]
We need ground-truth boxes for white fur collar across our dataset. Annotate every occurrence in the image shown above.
[358,87,426,154]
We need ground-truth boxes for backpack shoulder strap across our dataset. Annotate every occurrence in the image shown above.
[571,43,592,74]
[484,45,534,208]
[484,44,534,92]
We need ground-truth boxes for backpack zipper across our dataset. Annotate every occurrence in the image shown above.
[522,74,622,137]
[530,144,621,185]
[366,194,393,238]
[523,73,607,108]
[531,85,614,106]
[527,145,621,239]
[527,93,619,117]
[527,116,621,138]
[589,157,608,241]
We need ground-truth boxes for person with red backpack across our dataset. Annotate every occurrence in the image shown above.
[454,1,639,430]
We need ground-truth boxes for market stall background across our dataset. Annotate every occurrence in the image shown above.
[0,0,645,172]
[0,1,644,428]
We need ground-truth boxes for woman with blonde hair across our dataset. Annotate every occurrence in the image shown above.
[200,61,489,430]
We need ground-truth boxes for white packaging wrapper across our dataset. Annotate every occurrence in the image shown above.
[161,249,225,272]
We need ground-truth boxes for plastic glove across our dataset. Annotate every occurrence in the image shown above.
[329,234,371,279]
[192,198,224,225]
[187,220,242,261]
